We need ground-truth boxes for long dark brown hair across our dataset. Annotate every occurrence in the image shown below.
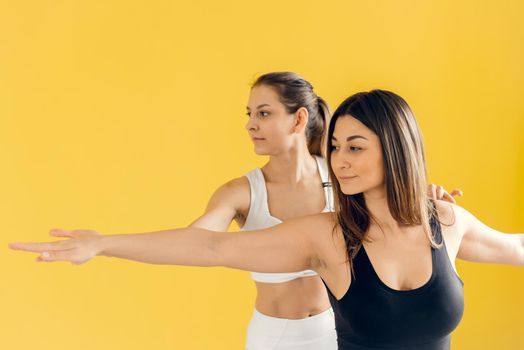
[252,72,331,157]
[326,90,439,263]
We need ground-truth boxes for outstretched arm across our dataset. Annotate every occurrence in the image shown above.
[454,204,524,266]
[9,214,325,273]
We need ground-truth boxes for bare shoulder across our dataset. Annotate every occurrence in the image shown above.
[208,176,251,213]
[434,200,471,227]
[434,199,456,225]
[434,200,469,245]
[218,176,250,195]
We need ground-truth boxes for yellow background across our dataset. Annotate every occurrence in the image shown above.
[1,0,523,349]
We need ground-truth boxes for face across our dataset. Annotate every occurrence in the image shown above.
[330,115,385,196]
[245,85,298,155]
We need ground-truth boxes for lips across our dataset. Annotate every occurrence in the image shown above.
[339,175,358,181]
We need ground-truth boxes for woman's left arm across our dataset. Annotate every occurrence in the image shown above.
[454,204,524,265]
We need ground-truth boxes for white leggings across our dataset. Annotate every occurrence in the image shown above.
[245,308,338,350]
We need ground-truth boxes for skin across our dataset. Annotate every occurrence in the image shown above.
[187,84,334,318]
[9,94,474,317]
[326,116,524,296]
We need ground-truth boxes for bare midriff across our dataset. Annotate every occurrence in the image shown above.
[254,275,332,319]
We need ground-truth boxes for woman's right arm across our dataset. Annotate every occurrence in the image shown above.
[187,177,249,231]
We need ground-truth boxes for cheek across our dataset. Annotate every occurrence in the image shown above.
[371,153,385,183]
[268,122,293,141]
[359,152,384,183]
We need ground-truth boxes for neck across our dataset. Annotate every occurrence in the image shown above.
[363,186,401,232]
[263,143,318,185]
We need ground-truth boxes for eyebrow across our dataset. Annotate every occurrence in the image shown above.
[246,104,271,110]
[331,135,368,142]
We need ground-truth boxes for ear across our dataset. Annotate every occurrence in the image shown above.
[293,107,309,134]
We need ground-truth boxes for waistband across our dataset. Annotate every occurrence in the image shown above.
[249,307,335,337]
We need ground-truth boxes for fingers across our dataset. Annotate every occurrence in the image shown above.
[441,192,456,204]
[440,189,464,204]
[450,189,464,198]
[11,242,54,252]
[9,228,91,265]
[428,184,463,203]
[49,228,74,238]
[428,184,445,200]
[36,250,80,264]
[436,185,445,200]
[9,228,77,252]
[9,239,74,253]
[428,184,437,200]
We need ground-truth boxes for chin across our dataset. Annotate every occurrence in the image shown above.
[340,184,366,196]
[342,189,365,196]
[253,147,270,156]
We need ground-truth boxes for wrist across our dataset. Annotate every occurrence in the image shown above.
[95,234,111,257]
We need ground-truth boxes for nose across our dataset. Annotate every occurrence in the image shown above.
[331,150,351,171]
[245,116,258,132]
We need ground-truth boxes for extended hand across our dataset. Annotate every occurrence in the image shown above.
[427,184,463,203]
[9,229,102,265]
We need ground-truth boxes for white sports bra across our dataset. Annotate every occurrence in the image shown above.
[241,155,334,284]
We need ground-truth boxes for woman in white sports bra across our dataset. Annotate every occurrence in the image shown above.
[241,154,336,349]
[189,72,339,349]
[186,72,461,349]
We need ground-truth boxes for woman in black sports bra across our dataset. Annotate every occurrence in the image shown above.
[321,91,467,349]
[325,205,464,349]
[11,89,523,349]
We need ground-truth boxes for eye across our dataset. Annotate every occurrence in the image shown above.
[259,111,269,117]
[246,112,251,118]
[349,146,362,152]
[330,145,340,152]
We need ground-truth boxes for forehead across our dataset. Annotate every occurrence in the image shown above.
[247,85,281,107]
[332,115,375,140]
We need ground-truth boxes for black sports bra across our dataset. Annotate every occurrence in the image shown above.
[324,214,464,349]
